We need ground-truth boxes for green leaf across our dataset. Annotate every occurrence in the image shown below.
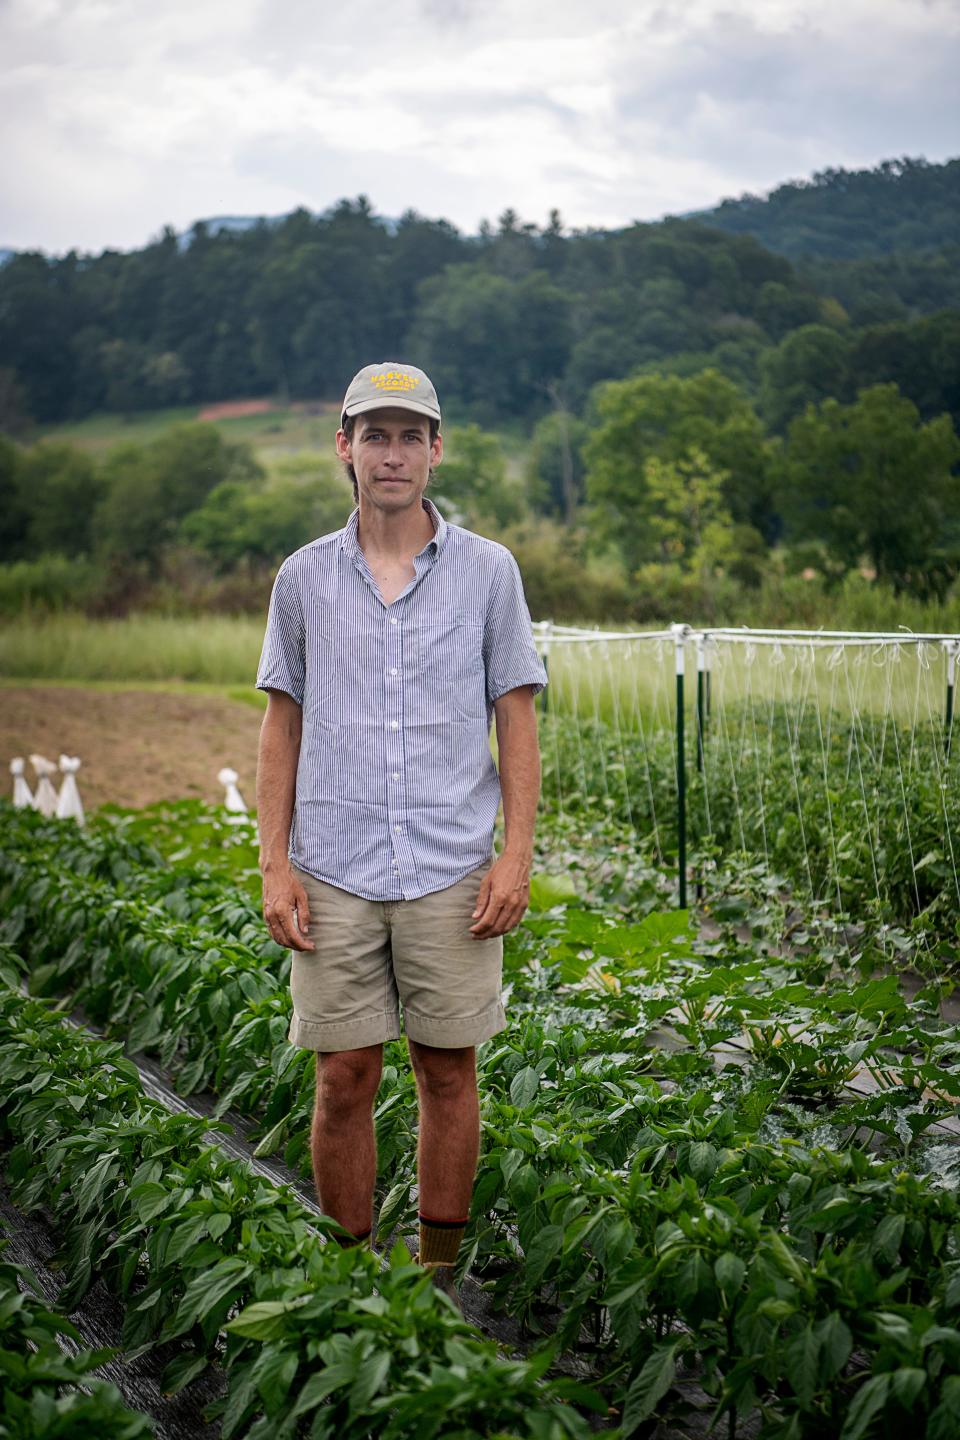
[253,1115,288,1158]
[253,1345,299,1412]
[292,1363,356,1417]
[817,1312,853,1380]
[376,1181,411,1237]
[130,1181,172,1225]
[508,1163,540,1208]
[206,1212,232,1241]
[226,1299,306,1342]
[891,1367,925,1409]
[173,1259,253,1330]
[871,1213,906,1265]
[161,1351,209,1396]
[785,1324,820,1406]
[715,1252,745,1298]
[350,1350,390,1411]
[839,1374,891,1440]
[622,1341,680,1433]
[688,1141,718,1183]
[510,1066,540,1108]
[523,1225,564,1285]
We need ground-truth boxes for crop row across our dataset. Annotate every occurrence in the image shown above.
[4,803,960,1434]
[0,1227,153,1440]
[539,709,960,958]
[0,973,599,1440]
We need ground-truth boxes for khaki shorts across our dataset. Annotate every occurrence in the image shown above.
[287,859,506,1052]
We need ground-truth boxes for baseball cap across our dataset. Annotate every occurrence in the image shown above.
[341,363,441,427]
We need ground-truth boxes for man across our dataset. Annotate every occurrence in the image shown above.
[255,362,546,1302]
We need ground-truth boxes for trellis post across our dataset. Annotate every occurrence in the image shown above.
[947,640,958,759]
[695,632,707,774]
[671,623,688,909]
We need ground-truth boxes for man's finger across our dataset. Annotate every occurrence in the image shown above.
[471,875,492,919]
[292,882,311,935]
[469,892,509,937]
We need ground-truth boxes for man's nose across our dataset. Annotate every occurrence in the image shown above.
[383,441,403,467]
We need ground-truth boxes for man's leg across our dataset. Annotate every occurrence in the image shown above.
[312,1043,384,1242]
[408,1040,479,1266]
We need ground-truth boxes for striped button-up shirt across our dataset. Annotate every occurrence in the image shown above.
[256,498,547,901]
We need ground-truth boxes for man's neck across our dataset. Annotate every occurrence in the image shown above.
[357,497,436,559]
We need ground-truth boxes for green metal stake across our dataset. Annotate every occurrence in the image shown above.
[695,633,706,775]
[947,641,957,759]
[672,624,687,910]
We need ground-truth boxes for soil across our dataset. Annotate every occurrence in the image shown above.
[1,687,262,811]
[196,397,275,421]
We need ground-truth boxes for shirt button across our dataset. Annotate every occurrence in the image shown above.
[390,617,398,625]
[390,667,398,675]
[389,720,399,730]
[394,824,402,833]
[392,772,400,780]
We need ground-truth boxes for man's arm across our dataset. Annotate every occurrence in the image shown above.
[257,689,314,952]
[469,685,541,939]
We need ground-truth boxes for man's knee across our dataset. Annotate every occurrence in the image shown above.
[409,1041,476,1102]
[315,1045,382,1118]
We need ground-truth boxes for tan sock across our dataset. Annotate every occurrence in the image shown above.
[419,1214,467,1267]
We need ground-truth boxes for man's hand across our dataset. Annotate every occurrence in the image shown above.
[469,853,531,939]
[262,865,315,952]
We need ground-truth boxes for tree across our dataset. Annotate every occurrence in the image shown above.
[429,425,523,529]
[782,384,960,596]
[526,406,587,523]
[642,449,733,578]
[0,436,27,560]
[181,457,352,569]
[16,443,103,557]
[95,424,264,563]
[759,324,852,432]
[583,369,779,573]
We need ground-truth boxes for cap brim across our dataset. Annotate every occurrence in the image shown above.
[343,396,441,424]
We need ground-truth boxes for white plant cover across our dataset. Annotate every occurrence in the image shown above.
[29,755,59,818]
[10,758,34,809]
[217,766,248,813]
[56,755,85,826]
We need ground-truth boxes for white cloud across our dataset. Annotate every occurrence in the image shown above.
[0,0,957,251]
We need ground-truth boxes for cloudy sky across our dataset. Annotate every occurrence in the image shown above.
[2,0,958,254]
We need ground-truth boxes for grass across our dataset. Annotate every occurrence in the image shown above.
[33,401,342,461]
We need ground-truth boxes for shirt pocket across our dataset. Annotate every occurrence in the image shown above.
[407,611,486,721]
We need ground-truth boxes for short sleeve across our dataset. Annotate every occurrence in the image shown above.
[483,549,548,705]
[256,561,306,705]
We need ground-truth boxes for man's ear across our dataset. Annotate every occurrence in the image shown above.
[430,431,443,468]
[335,428,352,463]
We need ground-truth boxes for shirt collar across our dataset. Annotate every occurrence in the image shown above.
[340,497,448,559]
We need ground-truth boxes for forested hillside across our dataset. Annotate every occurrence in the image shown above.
[1,155,958,625]
[695,156,960,259]
[0,156,957,431]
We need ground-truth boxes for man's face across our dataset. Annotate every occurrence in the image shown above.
[336,408,443,516]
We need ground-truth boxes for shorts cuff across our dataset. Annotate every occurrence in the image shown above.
[288,1012,401,1052]
[403,1000,507,1049]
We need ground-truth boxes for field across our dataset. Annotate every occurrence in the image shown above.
[2,629,960,1437]
[34,400,344,464]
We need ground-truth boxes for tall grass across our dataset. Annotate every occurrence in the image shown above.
[0,615,264,685]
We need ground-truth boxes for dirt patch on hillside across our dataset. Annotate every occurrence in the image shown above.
[196,399,276,421]
[1,688,262,812]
